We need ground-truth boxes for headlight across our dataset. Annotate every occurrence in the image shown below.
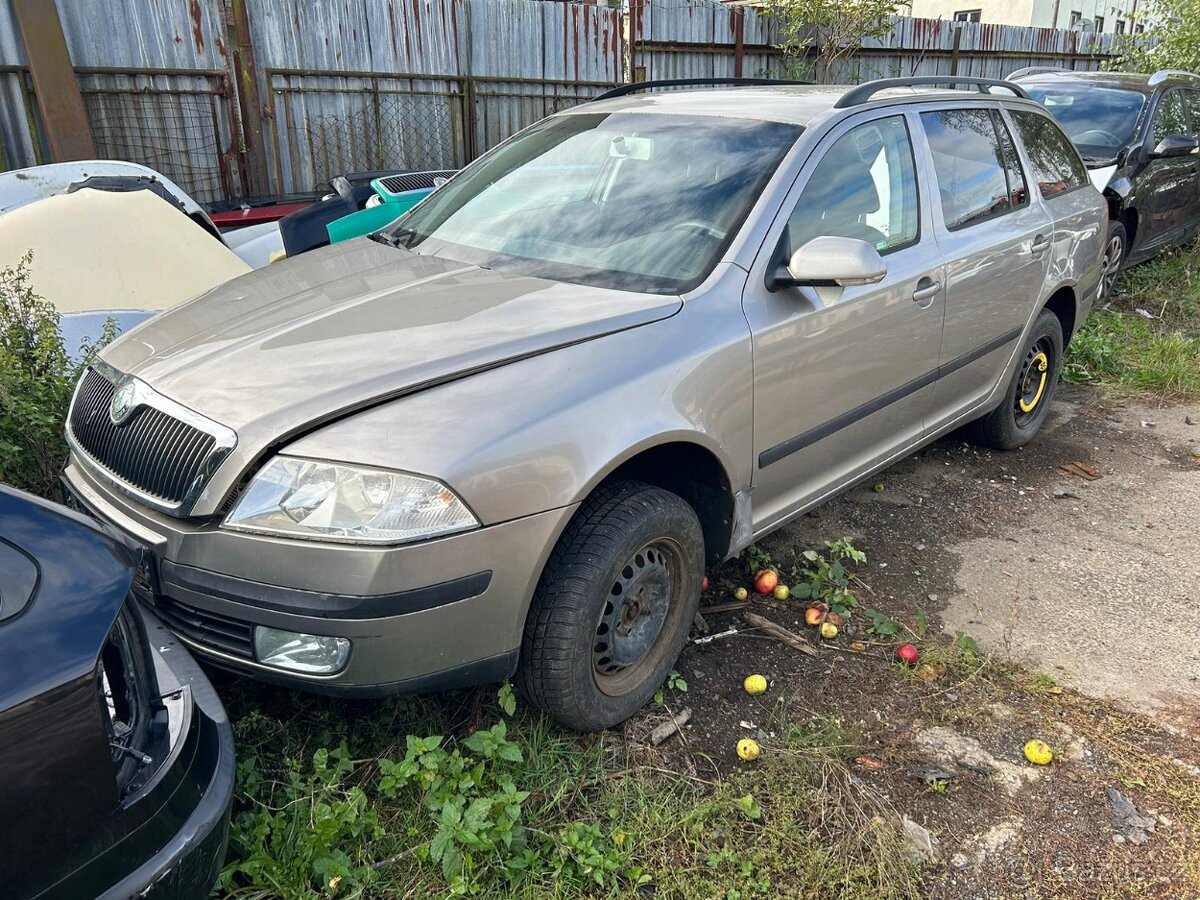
[224,456,479,544]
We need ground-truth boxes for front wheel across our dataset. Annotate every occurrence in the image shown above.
[966,309,1063,450]
[516,480,704,732]
[1099,220,1126,301]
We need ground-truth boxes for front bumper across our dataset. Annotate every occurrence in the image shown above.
[96,607,236,900]
[64,457,576,695]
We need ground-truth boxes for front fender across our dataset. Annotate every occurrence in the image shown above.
[282,281,753,528]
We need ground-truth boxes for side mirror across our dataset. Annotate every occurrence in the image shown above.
[1148,135,1199,158]
[770,235,887,291]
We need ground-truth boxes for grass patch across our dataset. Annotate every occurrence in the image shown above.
[217,682,919,899]
[1064,244,1200,400]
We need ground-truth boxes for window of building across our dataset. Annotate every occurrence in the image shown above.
[953,9,981,22]
[787,116,920,254]
[1135,22,1145,33]
[1069,10,1083,27]
[920,109,1027,230]
[1094,15,1105,31]
[1115,20,1125,34]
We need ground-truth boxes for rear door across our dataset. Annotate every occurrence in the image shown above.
[1138,89,1199,252]
[1007,107,1105,316]
[743,112,945,532]
[917,105,1054,427]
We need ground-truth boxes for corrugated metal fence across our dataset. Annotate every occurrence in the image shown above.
[631,1,1120,82]
[0,0,1120,206]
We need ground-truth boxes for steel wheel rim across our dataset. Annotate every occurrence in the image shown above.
[593,539,684,697]
[1100,234,1123,299]
[1014,337,1053,426]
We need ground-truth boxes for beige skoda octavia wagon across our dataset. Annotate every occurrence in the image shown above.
[63,76,1106,731]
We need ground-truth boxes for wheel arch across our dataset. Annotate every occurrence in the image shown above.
[1042,284,1077,347]
[585,436,737,567]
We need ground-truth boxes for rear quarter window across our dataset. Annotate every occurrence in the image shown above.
[1010,110,1090,198]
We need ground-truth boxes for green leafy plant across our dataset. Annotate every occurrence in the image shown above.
[654,669,688,705]
[740,543,775,576]
[789,538,866,619]
[771,0,900,83]
[218,744,383,899]
[862,607,899,636]
[0,253,114,497]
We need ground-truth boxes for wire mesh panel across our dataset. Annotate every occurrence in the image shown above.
[268,71,466,197]
[77,70,234,205]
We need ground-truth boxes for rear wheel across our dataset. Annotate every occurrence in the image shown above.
[517,480,704,732]
[966,309,1063,450]
[1099,220,1126,301]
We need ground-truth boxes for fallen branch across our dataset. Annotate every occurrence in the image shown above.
[698,601,750,615]
[742,612,819,657]
[650,707,693,746]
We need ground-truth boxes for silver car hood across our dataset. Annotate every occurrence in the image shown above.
[100,239,681,481]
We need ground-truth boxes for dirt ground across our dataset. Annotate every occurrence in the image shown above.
[656,385,1200,898]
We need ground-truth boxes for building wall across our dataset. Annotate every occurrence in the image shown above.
[905,0,1141,33]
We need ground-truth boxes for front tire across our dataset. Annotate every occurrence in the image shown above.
[1099,220,1126,301]
[517,480,704,732]
[966,309,1063,450]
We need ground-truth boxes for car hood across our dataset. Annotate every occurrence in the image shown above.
[100,238,682,475]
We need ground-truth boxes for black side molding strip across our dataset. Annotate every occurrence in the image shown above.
[160,560,493,620]
[758,325,1024,468]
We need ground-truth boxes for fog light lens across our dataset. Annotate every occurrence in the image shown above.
[253,626,351,674]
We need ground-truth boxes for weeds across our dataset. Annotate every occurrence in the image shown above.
[0,253,114,497]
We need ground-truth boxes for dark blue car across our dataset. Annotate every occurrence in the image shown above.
[0,485,234,899]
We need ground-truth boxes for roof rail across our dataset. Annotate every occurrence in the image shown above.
[833,76,1030,108]
[594,77,812,101]
[1147,69,1200,86]
[1007,65,1071,80]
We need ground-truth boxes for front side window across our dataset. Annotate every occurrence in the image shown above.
[1152,90,1188,145]
[921,108,1025,230]
[383,112,801,294]
[787,115,920,254]
[1010,110,1090,197]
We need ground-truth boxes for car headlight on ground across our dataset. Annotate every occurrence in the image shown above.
[223,456,479,543]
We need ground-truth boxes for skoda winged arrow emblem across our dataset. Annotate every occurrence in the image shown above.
[110,379,138,426]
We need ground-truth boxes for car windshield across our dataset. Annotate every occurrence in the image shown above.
[1024,84,1147,160]
[382,112,802,294]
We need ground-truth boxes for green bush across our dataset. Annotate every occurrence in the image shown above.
[0,253,112,497]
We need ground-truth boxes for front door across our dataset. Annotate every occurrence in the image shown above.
[1138,88,1200,254]
[917,106,1054,425]
[743,112,946,533]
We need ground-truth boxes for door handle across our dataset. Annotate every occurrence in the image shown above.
[1030,235,1051,255]
[912,280,942,303]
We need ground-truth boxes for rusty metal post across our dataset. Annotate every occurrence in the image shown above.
[734,7,745,78]
[950,24,962,76]
[227,0,271,198]
[629,0,645,84]
[10,0,95,161]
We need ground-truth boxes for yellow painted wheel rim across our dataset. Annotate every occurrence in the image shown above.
[1018,351,1049,413]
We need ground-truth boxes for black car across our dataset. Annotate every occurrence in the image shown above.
[1010,67,1200,299]
[0,485,234,899]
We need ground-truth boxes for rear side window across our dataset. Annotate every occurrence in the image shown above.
[788,115,920,254]
[921,109,1028,230]
[1009,111,1090,198]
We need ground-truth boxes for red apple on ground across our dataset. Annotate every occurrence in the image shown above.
[804,607,823,627]
[896,643,920,666]
[753,570,779,595]
[702,575,710,593]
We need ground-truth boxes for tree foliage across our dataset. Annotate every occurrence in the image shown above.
[1109,0,1191,73]
[771,0,900,83]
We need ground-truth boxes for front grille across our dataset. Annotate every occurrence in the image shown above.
[154,596,255,661]
[68,367,222,508]
[376,169,456,196]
